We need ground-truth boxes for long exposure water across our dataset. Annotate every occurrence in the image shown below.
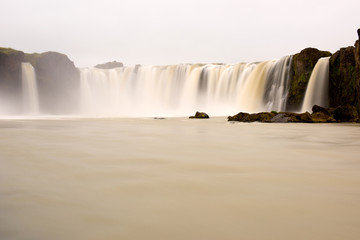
[1,118,360,240]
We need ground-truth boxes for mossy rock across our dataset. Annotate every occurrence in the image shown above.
[189,111,209,119]
[228,112,276,122]
[286,112,313,123]
[311,112,334,123]
[228,112,250,122]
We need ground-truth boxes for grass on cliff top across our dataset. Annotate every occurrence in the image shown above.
[0,47,22,55]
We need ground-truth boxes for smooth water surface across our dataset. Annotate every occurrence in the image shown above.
[1,118,360,240]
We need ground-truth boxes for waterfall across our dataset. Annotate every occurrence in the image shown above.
[80,56,293,117]
[21,63,39,114]
[263,56,293,112]
[301,57,330,113]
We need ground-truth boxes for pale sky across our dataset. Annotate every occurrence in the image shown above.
[1,0,359,67]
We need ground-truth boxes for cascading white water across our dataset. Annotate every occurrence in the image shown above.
[263,56,293,112]
[301,57,330,113]
[80,56,293,117]
[21,62,39,114]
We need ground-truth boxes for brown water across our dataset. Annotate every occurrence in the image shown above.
[1,118,360,240]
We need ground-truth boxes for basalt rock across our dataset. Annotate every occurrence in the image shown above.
[312,105,330,115]
[229,104,359,123]
[286,48,331,111]
[228,112,276,122]
[286,112,313,123]
[189,111,209,119]
[227,112,251,122]
[329,45,359,113]
[95,61,123,69]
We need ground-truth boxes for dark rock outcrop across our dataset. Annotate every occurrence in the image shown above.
[0,48,25,113]
[312,105,330,115]
[333,105,359,122]
[227,105,358,123]
[94,61,123,69]
[189,111,209,119]
[228,111,314,123]
[329,44,360,113]
[286,48,331,111]
[228,112,276,122]
[28,52,80,113]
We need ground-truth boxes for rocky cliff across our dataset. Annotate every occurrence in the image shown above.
[286,48,331,111]
[0,48,25,113]
[27,52,80,113]
[1,48,80,114]
[328,44,359,112]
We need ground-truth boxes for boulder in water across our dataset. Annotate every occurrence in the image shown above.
[189,111,209,119]
[228,112,276,122]
[312,105,330,115]
[228,112,250,122]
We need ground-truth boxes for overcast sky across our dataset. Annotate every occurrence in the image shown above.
[1,0,359,67]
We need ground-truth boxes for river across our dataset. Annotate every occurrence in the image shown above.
[0,118,360,240]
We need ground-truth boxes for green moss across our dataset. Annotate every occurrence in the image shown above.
[290,73,310,102]
[0,47,21,55]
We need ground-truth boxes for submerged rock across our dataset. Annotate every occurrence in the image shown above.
[189,111,209,119]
